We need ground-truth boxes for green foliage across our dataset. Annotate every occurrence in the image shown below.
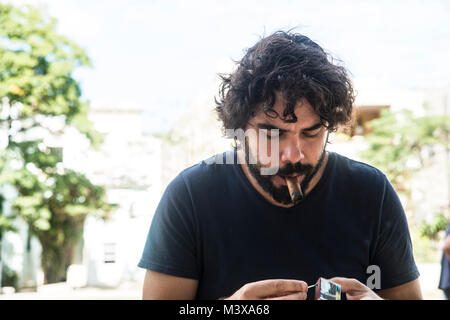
[411,226,441,263]
[360,107,450,247]
[360,108,450,195]
[1,262,19,289]
[0,215,17,233]
[0,3,99,144]
[0,181,16,234]
[420,214,449,241]
[0,3,114,284]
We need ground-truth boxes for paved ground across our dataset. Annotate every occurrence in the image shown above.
[0,264,446,300]
[0,280,142,300]
[417,263,445,300]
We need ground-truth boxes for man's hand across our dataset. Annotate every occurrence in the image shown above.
[330,277,382,300]
[224,279,308,300]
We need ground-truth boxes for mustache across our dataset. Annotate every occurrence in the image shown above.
[276,162,313,176]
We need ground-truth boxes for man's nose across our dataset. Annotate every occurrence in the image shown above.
[280,138,305,164]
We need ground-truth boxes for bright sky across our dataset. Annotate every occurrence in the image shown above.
[3,0,450,133]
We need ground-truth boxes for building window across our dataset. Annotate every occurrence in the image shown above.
[103,242,116,264]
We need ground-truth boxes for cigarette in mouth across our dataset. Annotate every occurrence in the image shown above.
[285,177,304,204]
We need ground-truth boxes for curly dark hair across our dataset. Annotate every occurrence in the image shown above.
[215,30,355,138]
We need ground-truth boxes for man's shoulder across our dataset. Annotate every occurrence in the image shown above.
[331,152,388,185]
[178,150,237,184]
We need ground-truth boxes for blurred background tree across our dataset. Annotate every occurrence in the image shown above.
[360,108,449,199]
[0,4,114,285]
[359,107,450,260]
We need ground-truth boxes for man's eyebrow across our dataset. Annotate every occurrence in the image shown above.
[302,122,323,131]
[254,122,323,132]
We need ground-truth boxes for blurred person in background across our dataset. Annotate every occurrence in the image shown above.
[439,225,450,299]
[138,30,422,300]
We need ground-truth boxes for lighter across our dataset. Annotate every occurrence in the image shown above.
[314,277,341,300]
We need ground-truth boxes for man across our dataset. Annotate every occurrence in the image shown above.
[138,31,422,300]
[439,225,450,299]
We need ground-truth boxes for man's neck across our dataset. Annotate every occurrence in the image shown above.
[238,151,329,208]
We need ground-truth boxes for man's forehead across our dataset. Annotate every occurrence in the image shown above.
[252,98,320,129]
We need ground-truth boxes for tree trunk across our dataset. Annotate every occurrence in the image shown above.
[34,214,86,284]
[40,241,75,284]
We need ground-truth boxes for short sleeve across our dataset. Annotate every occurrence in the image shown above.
[370,177,420,290]
[138,173,199,279]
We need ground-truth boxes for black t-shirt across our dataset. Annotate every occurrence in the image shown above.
[138,151,419,299]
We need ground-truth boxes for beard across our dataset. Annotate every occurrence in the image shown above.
[244,141,327,205]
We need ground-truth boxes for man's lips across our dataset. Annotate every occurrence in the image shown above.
[282,174,301,178]
[274,174,303,185]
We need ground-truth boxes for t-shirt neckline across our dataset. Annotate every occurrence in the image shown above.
[233,150,335,211]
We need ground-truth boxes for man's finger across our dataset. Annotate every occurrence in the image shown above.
[245,279,308,298]
[329,277,363,293]
[266,291,307,300]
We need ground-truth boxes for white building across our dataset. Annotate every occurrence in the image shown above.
[62,107,163,288]
[1,105,164,290]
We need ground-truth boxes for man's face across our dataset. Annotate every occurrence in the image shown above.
[243,93,328,205]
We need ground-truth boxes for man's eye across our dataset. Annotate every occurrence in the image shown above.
[303,130,320,138]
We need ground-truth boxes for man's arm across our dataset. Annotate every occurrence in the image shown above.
[142,271,309,300]
[377,278,422,300]
[142,270,199,300]
[331,277,422,300]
